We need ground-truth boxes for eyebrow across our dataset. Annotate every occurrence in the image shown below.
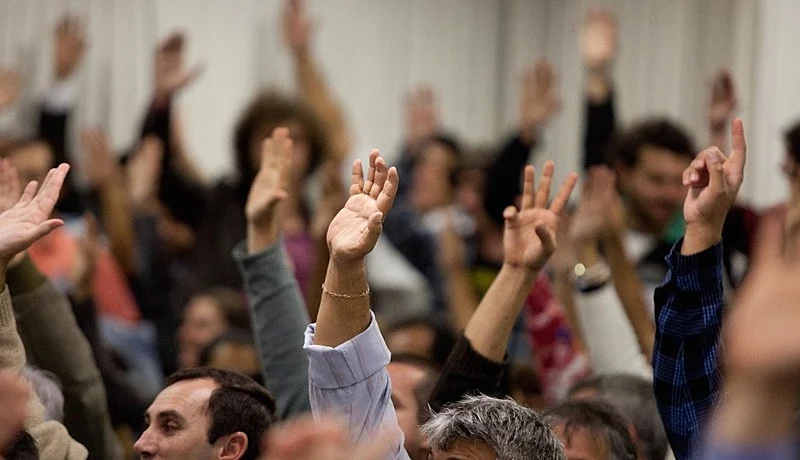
[144,409,187,425]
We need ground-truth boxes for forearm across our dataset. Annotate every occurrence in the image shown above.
[603,233,655,359]
[313,259,371,348]
[442,266,479,332]
[464,264,535,362]
[96,180,136,274]
[583,83,615,170]
[293,51,350,162]
[234,240,311,418]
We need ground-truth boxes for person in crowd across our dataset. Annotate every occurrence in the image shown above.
[569,374,670,460]
[545,399,637,460]
[133,367,276,459]
[383,316,457,369]
[177,287,250,369]
[652,119,747,459]
[198,330,263,385]
[422,395,565,460]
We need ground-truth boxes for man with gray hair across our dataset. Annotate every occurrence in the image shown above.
[421,394,565,460]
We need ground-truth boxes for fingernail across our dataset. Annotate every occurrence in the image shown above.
[708,154,720,164]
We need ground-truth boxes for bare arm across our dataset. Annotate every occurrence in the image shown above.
[464,162,578,362]
[284,0,352,163]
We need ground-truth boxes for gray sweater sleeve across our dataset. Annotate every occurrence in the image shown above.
[233,240,311,419]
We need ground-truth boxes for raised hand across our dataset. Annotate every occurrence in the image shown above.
[569,166,624,245]
[127,136,164,212]
[580,8,618,71]
[503,162,578,272]
[81,128,117,189]
[681,118,746,253]
[154,32,203,102]
[519,61,561,143]
[326,150,399,266]
[0,162,69,268]
[71,213,100,301]
[708,70,737,132]
[0,69,20,110]
[245,127,293,252]
[282,0,313,57]
[404,85,439,149]
[55,15,86,80]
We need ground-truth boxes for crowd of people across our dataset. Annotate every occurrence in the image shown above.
[0,2,798,459]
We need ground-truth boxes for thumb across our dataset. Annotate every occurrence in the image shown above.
[503,206,519,227]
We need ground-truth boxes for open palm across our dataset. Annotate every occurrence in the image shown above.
[503,162,577,272]
[246,128,293,228]
[0,162,69,265]
[327,150,398,264]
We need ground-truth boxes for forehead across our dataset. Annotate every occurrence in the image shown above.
[147,378,217,419]
[635,145,691,172]
[554,424,608,460]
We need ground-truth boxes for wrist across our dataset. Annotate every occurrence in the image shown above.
[500,263,537,284]
[246,223,279,254]
[682,224,722,255]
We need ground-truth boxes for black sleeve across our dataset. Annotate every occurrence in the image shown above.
[483,135,534,226]
[137,98,206,229]
[583,94,616,170]
[38,106,86,213]
[427,335,507,413]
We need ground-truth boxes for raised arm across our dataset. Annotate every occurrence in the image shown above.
[305,150,406,458]
[429,162,577,411]
[283,0,352,163]
[568,166,654,376]
[580,8,618,169]
[0,161,89,458]
[653,119,747,459]
[234,127,311,419]
[707,70,737,153]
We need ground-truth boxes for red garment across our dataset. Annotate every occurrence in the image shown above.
[28,226,141,324]
[525,274,590,404]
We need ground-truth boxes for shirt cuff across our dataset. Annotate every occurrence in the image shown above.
[42,79,78,112]
[304,313,390,389]
[665,238,724,292]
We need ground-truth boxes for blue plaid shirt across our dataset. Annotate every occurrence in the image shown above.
[652,240,725,460]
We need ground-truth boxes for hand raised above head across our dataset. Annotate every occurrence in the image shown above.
[55,15,86,80]
[580,8,618,71]
[569,165,623,245]
[519,61,561,141]
[326,149,399,266]
[503,161,578,273]
[246,127,293,252]
[0,162,70,267]
[154,32,204,101]
[282,0,314,56]
[682,118,746,253]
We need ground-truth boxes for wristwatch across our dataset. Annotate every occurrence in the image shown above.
[572,260,611,293]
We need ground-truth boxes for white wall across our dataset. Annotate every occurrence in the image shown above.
[0,0,793,207]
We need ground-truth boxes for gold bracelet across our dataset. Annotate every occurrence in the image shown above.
[321,283,370,299]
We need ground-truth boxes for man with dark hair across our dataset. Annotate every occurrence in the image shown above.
[569,374,669,460]
[134,367,276,460]
[546,400,637,460]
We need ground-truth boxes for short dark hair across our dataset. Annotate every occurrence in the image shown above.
[420,133,463,188]
[233,89,327,185]
[784,120,800,164]
[568,374,668,460]
[165,367,276,460]
[194,287,250,331]
[609,119,695,167]
[4,431,38,460]
[198,329,256,367]
[545,400,636,460]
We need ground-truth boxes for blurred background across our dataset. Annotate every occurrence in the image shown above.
[0,0,792,206]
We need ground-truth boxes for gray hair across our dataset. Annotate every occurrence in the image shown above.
[420,394,565,460]
[22,365,64,422]
[545,400,636,460]
[568,374,668,460]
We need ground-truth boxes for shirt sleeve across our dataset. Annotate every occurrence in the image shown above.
[697,439,798,460]
[233,240,311,419]
[652,240,725,460]
[304,314,410,460]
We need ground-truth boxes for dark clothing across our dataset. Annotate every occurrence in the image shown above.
[583,96,616,169]
[652,240,725,460]
[38,105,86,214]
[483,135,534,226]
[428,334,507,413]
